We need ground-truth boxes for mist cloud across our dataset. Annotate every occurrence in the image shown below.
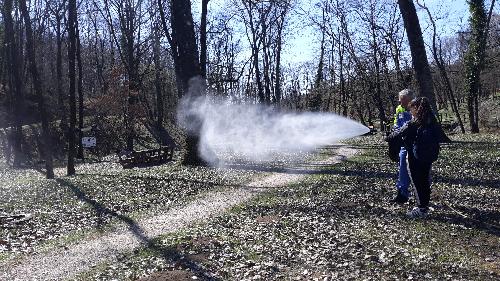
[177,80,369,166]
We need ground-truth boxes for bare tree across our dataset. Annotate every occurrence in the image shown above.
[417,1,465,133]
[397,0,437,111]
[168,0,205,165]
[96,0,148,150]
[366,0,388,128]
[273,2,288,105]
[47,0,67,133]
[18,0,55,178]
[151,13,164,128]
[241,0,266,103]
[464,0,496,133]
[2,0,25,167]
[76,17,84,159]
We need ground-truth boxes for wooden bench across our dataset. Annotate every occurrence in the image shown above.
[118,146,174,168]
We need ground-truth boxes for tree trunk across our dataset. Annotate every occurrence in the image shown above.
[153,20,164,128]
[3,0,25,167]
[370,16,387,129]
[339,34,347,117]
[274,22,283,105]
[389,36,405,89]
[170,0,202,92]
[464,0,495,133]
[120,3,138,152]
[252,45,265,103]
[200,0,209,78]
[67,0,77,175]
[397,0,437,112]
[311,14,326,112]
[19,0,55,178]
[260,7,273,105]
[436,45,465,133]
[315,35,325,89]
[262,30,271,104]
[55,10,67,133]
[244,2,265,103]
[170,0,206,166]
[158,0,182,100]
[76,20,84,159]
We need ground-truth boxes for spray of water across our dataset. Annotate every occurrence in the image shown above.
[178,78,369,166]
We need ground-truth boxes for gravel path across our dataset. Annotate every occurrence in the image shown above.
[1,146,357,281]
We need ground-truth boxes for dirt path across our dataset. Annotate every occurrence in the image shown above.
[1,146,357,281]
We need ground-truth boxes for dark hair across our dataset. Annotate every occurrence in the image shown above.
[409,97,435,125]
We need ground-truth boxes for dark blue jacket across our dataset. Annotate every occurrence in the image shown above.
[387,117,440,161]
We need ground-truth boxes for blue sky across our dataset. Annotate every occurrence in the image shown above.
[193,0,494,65]
[283,0,471,64]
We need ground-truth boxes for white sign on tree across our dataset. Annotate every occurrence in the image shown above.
[82,137,96,148]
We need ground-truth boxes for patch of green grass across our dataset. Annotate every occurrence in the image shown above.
[0,252,10,263]
[71,230,196,281]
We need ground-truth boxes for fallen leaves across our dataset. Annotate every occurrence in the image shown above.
[0,157,257,256]
[2,133,499,280]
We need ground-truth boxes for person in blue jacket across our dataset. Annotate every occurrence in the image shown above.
[391,89,414,203]
[386,97,440,218]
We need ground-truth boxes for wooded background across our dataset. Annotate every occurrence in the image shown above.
[0,0,498,177]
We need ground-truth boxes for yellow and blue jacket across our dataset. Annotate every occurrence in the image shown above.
[393,105,412,129]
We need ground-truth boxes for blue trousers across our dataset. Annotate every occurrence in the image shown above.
[397,148,410,198]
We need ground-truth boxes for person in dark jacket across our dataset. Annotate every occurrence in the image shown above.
[386,97,440,218]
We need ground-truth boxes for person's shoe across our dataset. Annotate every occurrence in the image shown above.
[390,193,409,204]
[406,207,428,219]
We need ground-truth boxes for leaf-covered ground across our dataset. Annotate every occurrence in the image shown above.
[0,158,259,257]
[0,146,322,260]
[71,133,499,281]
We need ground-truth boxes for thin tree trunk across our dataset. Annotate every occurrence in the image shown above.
[125,12,137,151]
[390,37,405,89]
[260,4,273,105]
[19,0,54,178]
[274,22,283,105]
[153,20,164,128]
[67,0,77,175]
[244,2,265,103]
[76,19,84,159]
[416,1,466,133]
[370,17,387,129]
[262,31,271,104]
[339,33,347,116]
[158,0,183,99]
[3,0,25,167]
[315,9,326,88]
[252,46,265,103]
[200,0,209,78]
[464,0,496,133]
[437,49,465,132]
[315,34,325,88]
[0,35,4,84]
[311,12,326,112]
[55,9,67,133]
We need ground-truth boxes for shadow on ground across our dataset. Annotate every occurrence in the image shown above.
[56,178,219,281]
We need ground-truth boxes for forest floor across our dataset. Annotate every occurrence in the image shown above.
[0,133,499,280]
